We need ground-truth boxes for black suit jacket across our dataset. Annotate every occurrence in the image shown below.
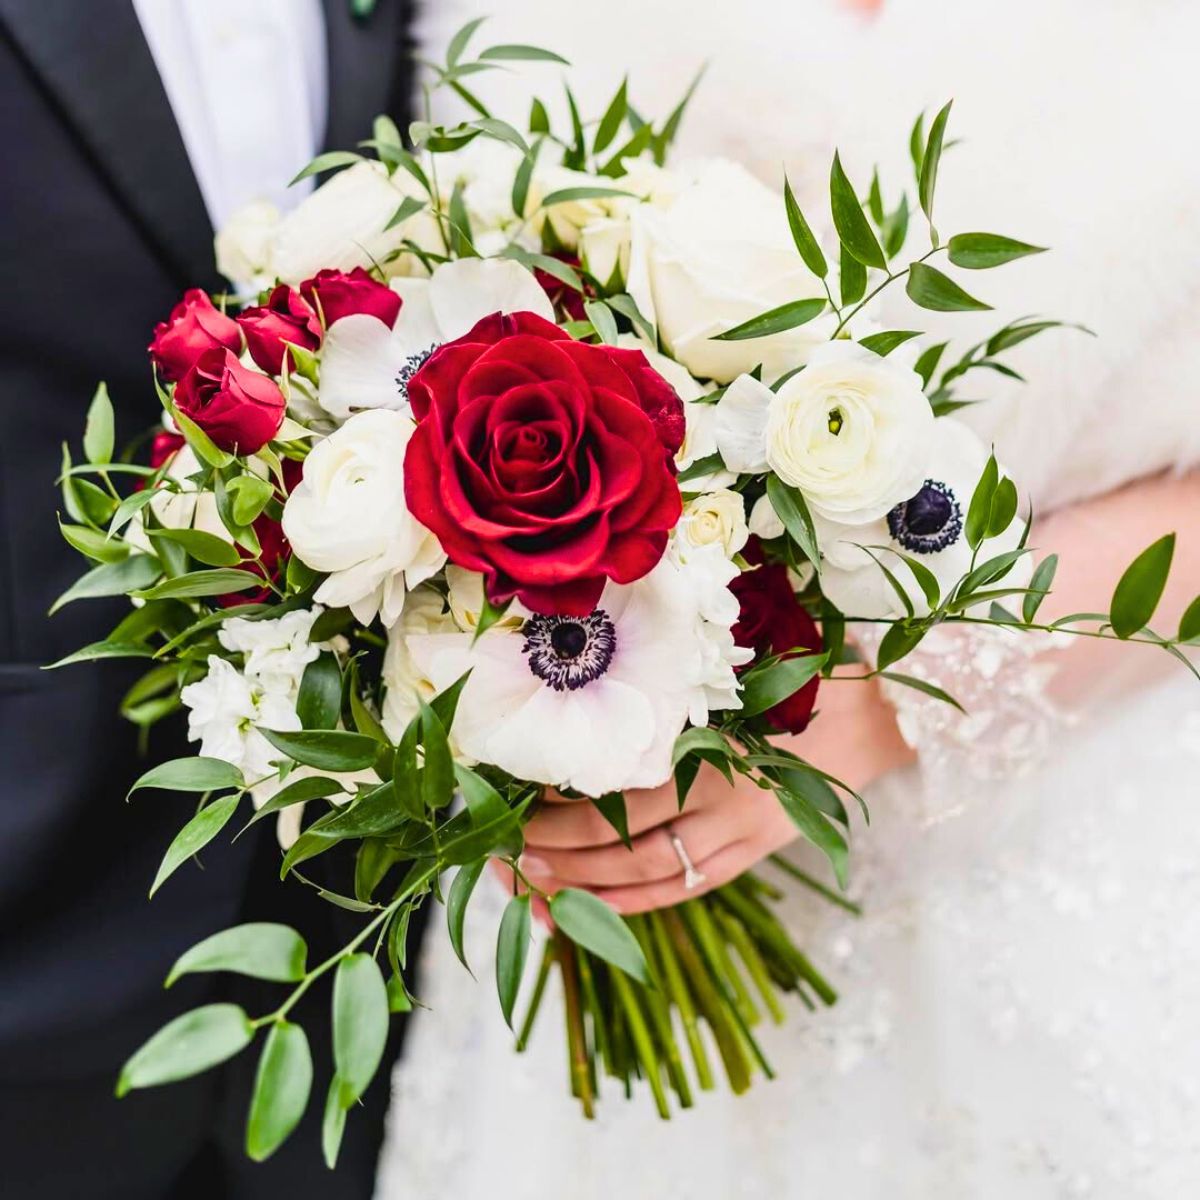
[0,0,413,1085]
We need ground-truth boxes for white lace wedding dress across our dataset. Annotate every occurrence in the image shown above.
[375,2,1200,1196]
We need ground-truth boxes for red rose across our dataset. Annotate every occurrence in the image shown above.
[403,311,684,615]
[300,267,401,328]
[174,348,285,455]
[148,289,241,383]
[237,285,322,375]
[731,539,823,733]
[148,429,185,470]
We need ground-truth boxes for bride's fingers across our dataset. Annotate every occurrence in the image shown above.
[587,840,757,915]
[520,808,737,889]
[523,783,686,850]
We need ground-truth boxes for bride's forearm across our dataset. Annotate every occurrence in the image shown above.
[1033,469,1200,706]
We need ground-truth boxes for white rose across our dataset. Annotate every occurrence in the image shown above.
[676,489,748,560]
[747,493,786,540]
[381,586,461,740]
[282,409,445,627]
[716,341,934,524]
[578,218,630,288]
[444,565,528,634]
[215,200,280,294]
[626,158,830,383]
[535,165,616,249]
[438,139,536,257]
[273,162,439,285]
[814,417,1029,619]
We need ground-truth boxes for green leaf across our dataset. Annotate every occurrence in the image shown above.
[129,756,244,797]
[713,298,825,341]
[829,152,886,269]
[438,795,531,866]
[909,111,926,177]
[150,793,240,896]
[906,262,991,312]
[671,725,734,766]
[986,319,1091,356]
[766,474,821,566]
[987,476,1019,538]
[879,671,965,713]
[584,299,620,345]
[447,859,487,971]
[540,184,633,208]
[171,406,234,469]
[914,341,947,388]
[83,382,114,465]
[653,64,705,163]
[839,241,866,306]
[289,150,363,186]
[954,548,1030,600]
[1111,533,1176,639]
[776,786,849,889]
[49,554,160,614]
[135,568,264,601]
[58,518,129,563]
[496,892,532,1028]
[964,453,1000,550]
[391,715,422,821]
[1023,553,1059,624]
[1178,595,1200,643]
[511,149,535,218]
[167,923,307,987]
[455,764,508,830]
[875,621,926,670]
[117,1003,253,1096]
[739,653,827,719]
[783,174,828,278]
[918,100,952,241]
[859,330,921,357]
[47,640,155,669]
[245,1022,312,1162]
[593,77,628,154]
[948,232,1046,269]
[883,192,910,258]
[478,43,569,64]
[592,792,631,849]
[259,729,380,772]
[321,1077,348,1169]
[296,654,342,731]
[228,475,275,527]
[549,888,651,984]
[420,701,455,811]
[605,292,655,342]
[529,96,550,134]
[891,550,942,610]
[446,15,488,65]
[146,527,242,568]
[333,954,389,1106]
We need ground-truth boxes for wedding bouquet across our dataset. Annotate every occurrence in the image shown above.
[51,20,1198,1166]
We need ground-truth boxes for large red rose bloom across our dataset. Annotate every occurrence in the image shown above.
[731,539,823,733]
[403,311,684,615]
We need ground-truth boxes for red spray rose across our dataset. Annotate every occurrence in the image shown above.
[731,539,823,733]
[300,267,402,328]
[533,253,589,322]
[403,311,684,615]
[237,285,322,375]
[174,348,285,455]
[148,289,241,383]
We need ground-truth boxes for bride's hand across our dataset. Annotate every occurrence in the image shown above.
[517,668,913,914]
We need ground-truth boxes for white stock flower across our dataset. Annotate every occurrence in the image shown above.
[716,341,934,524]
[815,417,1029,619]
[316,257,555,423]
[272,162,438,285]
[405,559,726,796]
[217,606,323,692]
[282,409,445,627]
[626,158,830,383]
[180,656,302,782]
[215,200,281,294]
[676,489,749,560]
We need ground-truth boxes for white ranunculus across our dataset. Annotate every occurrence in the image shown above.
[676,489,749,560]
[626,158,831,383]
[316,257,555,423]
[214,200,281,294]
[405,557,737,796]
[815,417,1029,619]
[282,409,445,627]
[272,162,439,285]
[716,341,935,524]
[180,656,302,782]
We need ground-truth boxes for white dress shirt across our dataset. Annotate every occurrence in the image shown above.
[132,0,328,231]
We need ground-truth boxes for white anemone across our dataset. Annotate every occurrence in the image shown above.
[316,257,555,423]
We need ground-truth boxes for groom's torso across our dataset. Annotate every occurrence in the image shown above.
[0,0,412,1075]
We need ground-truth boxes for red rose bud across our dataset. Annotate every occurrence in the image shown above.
[148,429,186,470]
[174,348,285,455]
[217,459,304,608]
[534,253,588,322]
[237,285,322,375]
[731,539,823,733]
[299,266,401,329]
[403,311,684,616]
[148,289,242,383]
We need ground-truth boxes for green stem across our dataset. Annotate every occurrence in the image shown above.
[630,917,693,1109]
[769,854,863,916]
[555,929,595,1117]
[831,246,943,337]
[648,911,714,1091]
[515,940,554,1053]
[687,896,760,1028]
[610,967,670,1119]
[717,908,786,1025]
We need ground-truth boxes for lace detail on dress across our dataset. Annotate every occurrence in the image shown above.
[859,623,1070,822]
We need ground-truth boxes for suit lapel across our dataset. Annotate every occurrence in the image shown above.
[0,0,218,289]
[321,0,409,152]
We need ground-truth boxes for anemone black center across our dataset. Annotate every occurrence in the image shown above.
[523,611,617,691]
[887,479,963,554]
[395,343,439,405]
